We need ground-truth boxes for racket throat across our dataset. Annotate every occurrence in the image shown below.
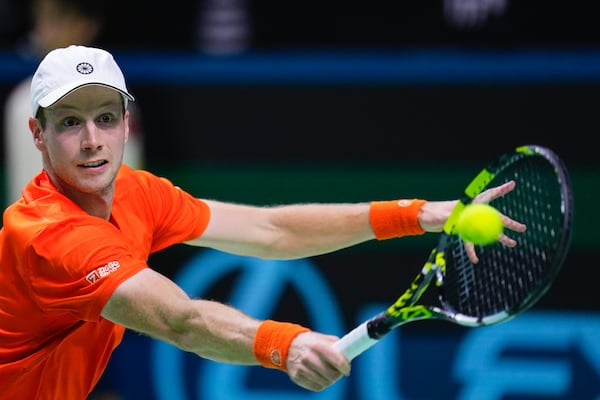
[367,306,437,339]
[366,312,395,339]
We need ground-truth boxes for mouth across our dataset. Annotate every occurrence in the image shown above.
[79,160,108,168]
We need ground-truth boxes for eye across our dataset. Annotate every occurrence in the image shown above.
[98,113,116,124]
[63,117,79,128]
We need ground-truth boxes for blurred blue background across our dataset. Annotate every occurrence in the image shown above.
[1,1,599,399]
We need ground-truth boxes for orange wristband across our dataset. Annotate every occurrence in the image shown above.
[369,199,426,240]
[253,320,310,371]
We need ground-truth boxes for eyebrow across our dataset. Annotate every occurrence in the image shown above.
[49,99,122,113]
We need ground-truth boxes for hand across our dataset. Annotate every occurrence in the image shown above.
[466,180,527,263]
[285,331,351,392]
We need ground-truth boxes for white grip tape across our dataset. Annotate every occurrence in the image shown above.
[332,321,379,361]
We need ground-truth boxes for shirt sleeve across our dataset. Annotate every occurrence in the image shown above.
[26,218,148,322]
[130,169,211,253]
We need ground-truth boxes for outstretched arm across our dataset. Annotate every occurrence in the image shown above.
[187,200,376,259]
[186,181,521,261]
[187,198,451,259]
[101,268,350,391]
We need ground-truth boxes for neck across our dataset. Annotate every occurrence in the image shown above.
[65,190,114,220]
[44,170,115,220]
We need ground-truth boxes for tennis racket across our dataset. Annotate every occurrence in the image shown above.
[334,144,574,361]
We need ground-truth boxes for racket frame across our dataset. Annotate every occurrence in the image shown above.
[333,145,573,361]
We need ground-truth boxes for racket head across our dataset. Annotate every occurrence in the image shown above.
[436,145,574,326]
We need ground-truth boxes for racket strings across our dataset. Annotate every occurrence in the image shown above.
[440,154,571,322]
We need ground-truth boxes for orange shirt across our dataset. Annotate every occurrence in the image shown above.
[0,165,210,399]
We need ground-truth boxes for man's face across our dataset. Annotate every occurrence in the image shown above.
[32,85,129,198]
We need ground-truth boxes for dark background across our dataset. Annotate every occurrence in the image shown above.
[1,1,600,397]
[1,0,598,307]
[3,1,600,50]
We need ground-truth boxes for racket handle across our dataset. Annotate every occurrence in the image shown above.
[333,321,379,361]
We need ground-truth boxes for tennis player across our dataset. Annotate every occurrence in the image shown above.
[0,45,520,399]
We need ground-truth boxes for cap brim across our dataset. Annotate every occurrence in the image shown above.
[38,81,135,109]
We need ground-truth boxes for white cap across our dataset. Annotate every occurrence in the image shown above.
[30,45,134,116]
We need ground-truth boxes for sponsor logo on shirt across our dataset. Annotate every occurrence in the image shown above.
[85,261,121,284]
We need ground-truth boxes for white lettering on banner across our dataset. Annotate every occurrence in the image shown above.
[454,312,600,400]
[148,249,600,399]
[351,308,600,400]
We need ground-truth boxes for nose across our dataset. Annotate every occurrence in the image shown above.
[80,121,103,151]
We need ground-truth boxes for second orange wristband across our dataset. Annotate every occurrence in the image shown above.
[369,199,426,240]
[253,320,310,371]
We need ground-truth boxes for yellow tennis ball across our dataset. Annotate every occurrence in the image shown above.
[455,203,503,245]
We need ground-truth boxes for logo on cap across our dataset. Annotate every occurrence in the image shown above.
[76,62,94,75]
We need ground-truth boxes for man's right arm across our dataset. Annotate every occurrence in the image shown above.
[101,268,349,391]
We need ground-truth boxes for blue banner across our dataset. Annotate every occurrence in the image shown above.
[99,250,600,399]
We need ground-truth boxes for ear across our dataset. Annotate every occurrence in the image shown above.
[29,117,45,150]
[123,109,130,144]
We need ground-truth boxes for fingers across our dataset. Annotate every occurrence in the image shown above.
[465,180,528,263]
[464,210,527,264]
[501,213,527,235]
[286,333,351,392]
[474,180,516,204]
[289,360,347,392]
[465,242,479,264]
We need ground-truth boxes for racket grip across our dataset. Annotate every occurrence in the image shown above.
[333,321,379,361]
